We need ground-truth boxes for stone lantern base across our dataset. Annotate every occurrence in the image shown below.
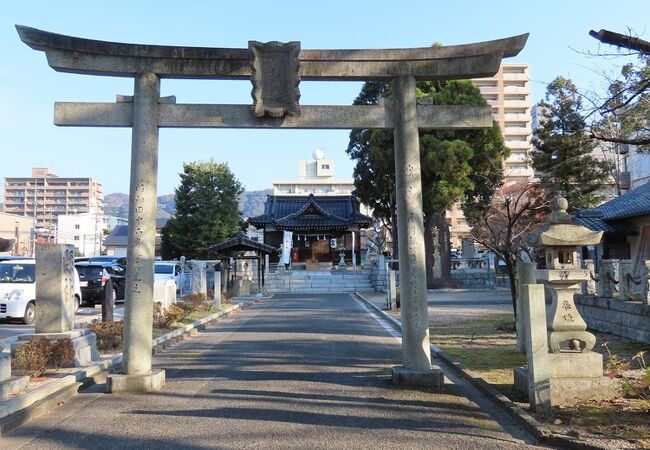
[514,352,620,406]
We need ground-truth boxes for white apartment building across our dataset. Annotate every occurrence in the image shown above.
[272,149,356,196]
[57,213,127,257]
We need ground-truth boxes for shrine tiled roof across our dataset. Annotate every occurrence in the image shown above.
[248,194,372,231]
[205,232,276,255]
[575,182,650,234]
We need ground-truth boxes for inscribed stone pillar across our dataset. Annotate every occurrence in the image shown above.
[387,269,397,311]
[516,261,537,353]
[191,260,208,296]
[521,284,551,413]
[35,244,76,333]
[214,270,222,310]
[122,72,160,377]
[392,75,431,372]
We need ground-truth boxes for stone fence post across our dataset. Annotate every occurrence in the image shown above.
[598,259,619,298]
[618,259,635,301]
[583,259,596,295]
[642,261,650,305]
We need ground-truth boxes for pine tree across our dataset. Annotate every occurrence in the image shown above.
[532,77,611,210]
[161,160,243,259]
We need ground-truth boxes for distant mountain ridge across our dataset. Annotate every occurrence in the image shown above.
[104,190,272,220]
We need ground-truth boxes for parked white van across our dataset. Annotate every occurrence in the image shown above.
[0,259,82,324]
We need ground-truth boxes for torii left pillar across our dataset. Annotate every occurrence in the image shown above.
[107,73,166,393]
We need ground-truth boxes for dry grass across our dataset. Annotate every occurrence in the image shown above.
[430,314,650,447]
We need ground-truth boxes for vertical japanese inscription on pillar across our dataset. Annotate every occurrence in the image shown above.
[249,41,301,118]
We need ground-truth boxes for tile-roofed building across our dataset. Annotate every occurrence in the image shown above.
[248,194,372,268]
[575,182,650,262]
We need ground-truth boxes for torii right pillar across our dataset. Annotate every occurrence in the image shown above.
[391,75,443,388]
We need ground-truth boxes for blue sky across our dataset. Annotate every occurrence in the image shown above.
[1,1,647,196]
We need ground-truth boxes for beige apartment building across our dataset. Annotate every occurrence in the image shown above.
[447,63,533,248]
[3,168,104,240]
[0,212,34,256]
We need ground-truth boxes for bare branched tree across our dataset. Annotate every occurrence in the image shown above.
[468,182,548,316]
[585,29,650,150]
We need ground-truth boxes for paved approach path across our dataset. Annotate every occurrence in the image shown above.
[3,294,547,449]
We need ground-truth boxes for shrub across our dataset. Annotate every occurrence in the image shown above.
[88,320,124,351]
[603,344,650,399]
[49,338,75,369]
[180,293,210,311]
[13,338,51,377]
[12,337,75,377]
[153,303,190,329]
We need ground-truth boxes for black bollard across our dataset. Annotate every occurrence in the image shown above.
[102,277,115,322]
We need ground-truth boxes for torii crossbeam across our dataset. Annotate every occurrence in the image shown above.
[17,25,527,392]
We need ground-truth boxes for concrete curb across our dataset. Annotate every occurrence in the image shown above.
[353,292,610,450]
[0,302,244,435]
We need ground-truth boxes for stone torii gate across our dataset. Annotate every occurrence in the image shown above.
[17,25,527,392]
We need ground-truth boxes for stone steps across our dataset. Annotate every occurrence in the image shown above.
[264,270,375,294]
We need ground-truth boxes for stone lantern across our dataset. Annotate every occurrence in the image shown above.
[515,196,620,406]
[532,197,603,353]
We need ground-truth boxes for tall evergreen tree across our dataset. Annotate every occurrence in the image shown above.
[532,77,611,210]
[161,160,243,259]
[347,80,508,286]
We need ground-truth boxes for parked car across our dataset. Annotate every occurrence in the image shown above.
[88,255,127,266]
[154,261,183,291]
[75,261,126,306]
[0,259,82,324]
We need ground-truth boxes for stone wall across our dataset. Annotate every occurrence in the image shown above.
[575,294,650,344]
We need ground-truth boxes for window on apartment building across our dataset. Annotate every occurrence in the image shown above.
[321,164,330,170]
[74,224,80,229]
[74,236,80,241]
[504,94,527,101]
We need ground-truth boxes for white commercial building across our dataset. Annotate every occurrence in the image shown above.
[57,213,127,257]
[273,149,356,196]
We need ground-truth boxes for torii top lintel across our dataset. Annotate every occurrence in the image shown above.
[16,25,528,81]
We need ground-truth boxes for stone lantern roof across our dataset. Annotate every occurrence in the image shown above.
[530,197,603,247]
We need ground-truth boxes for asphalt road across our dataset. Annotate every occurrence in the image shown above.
[3,294,547,449]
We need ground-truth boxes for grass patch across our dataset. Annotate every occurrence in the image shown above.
[431,314,525,385]
[431,313,650,447]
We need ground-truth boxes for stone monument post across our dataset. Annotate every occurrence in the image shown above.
[191,260,208,296]
[515,261,537,353]
[35,244,76,333]
[521,284,551,413]
[390,75,442,387]
[15,244,100,369]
